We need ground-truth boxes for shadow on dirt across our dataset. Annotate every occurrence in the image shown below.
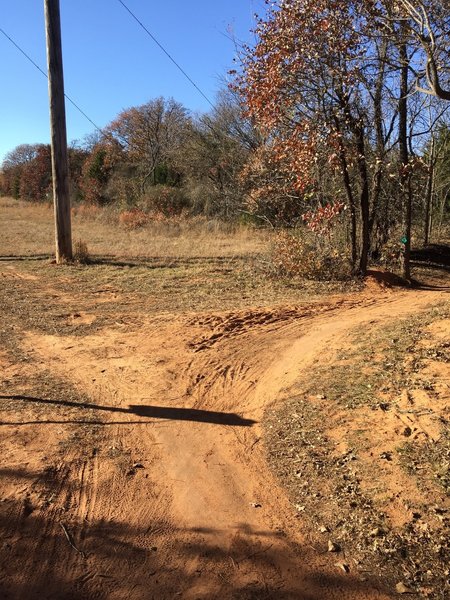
[0,254,52,261]
[89,255,249,269]
[410,243,450,291]
[0,395,256,427]
[0,489,390,600]
[411,243,450,272]
[0,254,249,268]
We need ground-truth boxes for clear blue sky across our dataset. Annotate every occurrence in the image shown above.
[0,0,263,163]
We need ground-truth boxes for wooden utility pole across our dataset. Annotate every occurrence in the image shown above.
[44,0,72,262]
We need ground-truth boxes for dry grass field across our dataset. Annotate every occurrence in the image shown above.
[0,197,448,600]
[0,198,361,316]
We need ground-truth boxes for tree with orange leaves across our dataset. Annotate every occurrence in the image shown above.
[234,0,381,274]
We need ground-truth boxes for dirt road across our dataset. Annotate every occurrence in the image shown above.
[0,271,447,599]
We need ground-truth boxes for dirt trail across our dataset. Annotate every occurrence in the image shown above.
[0,285,448,599]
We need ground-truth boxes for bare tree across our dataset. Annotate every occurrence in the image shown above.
[396,0,450,100]
[105,97,190,195]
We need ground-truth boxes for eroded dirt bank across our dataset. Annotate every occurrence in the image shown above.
[0,267,448,599]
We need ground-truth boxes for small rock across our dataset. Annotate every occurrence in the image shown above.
[295,504,305,512]
[319,525,329,533]
[133,463,144,469]
[328,540,341,552]
[402,426,412,437]
[395,582,414,594]
[369,527,383,537]
[418,587,434,597]
[250,502,262,508]
[335,562,350,573]
[380,451,393,461]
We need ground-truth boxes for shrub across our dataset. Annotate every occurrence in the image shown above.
[118,208,149,229]
[105,171,140,208]
[271,229,351,281]
[378,238,404,269]
[73,239,90,264]
[72,203,102,220]
[140,185,189,217]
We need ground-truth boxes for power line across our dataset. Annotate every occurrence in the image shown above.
[0,26,103,134]
[0,27,47,78]
[117,0,215,109]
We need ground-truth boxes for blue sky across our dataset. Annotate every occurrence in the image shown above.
[0,0,263,163]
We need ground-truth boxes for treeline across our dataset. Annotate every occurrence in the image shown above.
[1,0,450,279]
[0,93,256,219]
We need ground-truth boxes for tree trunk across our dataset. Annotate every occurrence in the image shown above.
[356,129,370,276]
[343,163,358,272]
[369,39,388,240]
[334,117,358,270]
[424,138,435,246]
[398,33,411,281]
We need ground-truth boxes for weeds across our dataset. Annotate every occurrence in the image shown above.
[118,208,149,229]
[271,229,351,281]
[73,238,90,263]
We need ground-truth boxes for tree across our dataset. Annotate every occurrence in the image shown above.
[79,143,116,204]
[180,89,260,217]
[18,145,52,202]
[1,144,51,200]
[105,97,190,196]
[234,0,449,278]
[395,0,450,100]
[235,0,379,273]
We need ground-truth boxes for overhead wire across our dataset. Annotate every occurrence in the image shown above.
[116,0,215,109]
[1,1,219,141]
[0,26,103,134]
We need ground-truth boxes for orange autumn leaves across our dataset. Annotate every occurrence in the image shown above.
[233,0,365,210]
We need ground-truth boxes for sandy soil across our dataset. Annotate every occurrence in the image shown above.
[0,256,448,600]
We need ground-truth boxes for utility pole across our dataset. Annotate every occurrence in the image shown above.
[44,0,72,262]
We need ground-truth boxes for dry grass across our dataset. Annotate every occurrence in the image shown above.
[0,198,268,260]
[0,198,362,318]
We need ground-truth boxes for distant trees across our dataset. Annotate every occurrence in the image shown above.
[180,90,260,216]
[0,94,255,218]
[105,97,190,194]
[79,143,115,205]
[2,144,44,199]
[1,144,52,201]
[0,143,88,203]
[1,10,448,281]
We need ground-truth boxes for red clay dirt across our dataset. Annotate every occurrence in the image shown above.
[0,273,448,599]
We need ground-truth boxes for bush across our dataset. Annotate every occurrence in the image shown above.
[140,185,189,217]
[118,208,149,229]
[73,239,90,263]
[271,229,351,281]
[104,171,140,208]
[72,203,102,220]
